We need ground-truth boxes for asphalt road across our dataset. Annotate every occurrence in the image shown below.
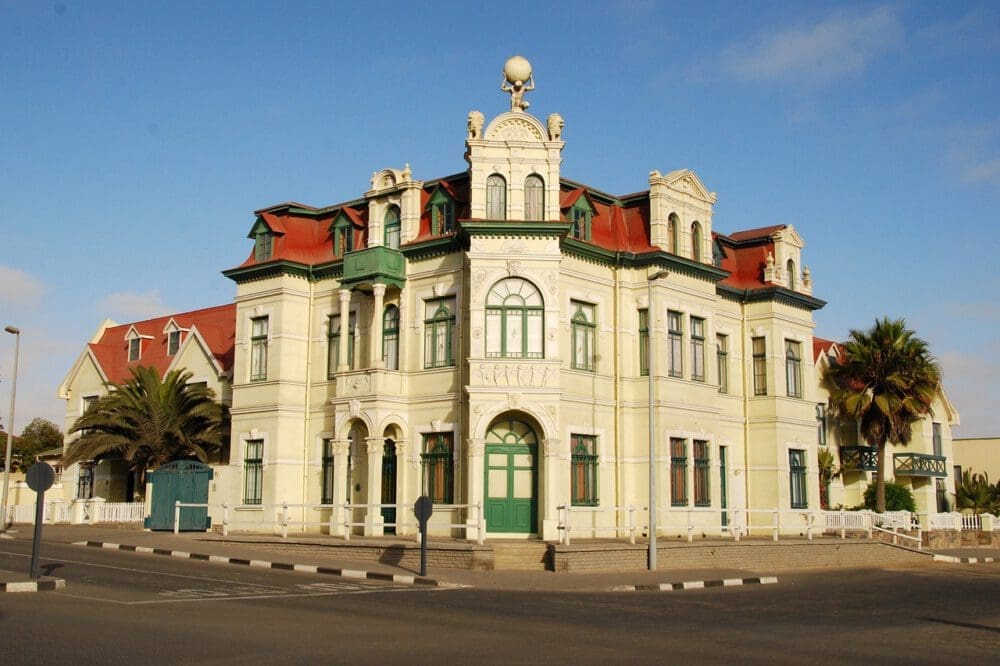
[1,539,998,664]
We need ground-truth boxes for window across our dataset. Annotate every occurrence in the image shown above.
[384,206,400,249]
[333,216,353,256]
[571,435,598,506]
[76,462,94,500]
[168,330,181,356]
[667,311,683,378]
[694,440,710,506]
[383,305,400,370]
[570,301,596,371]
[785,340,802,398]
[430,192,455,235]
[789,449,807,509]
[525,174,544,220]
[485,278,544,359]
[254,230,273,262]
[638,309,649,376]
[671,438,687,506]
[250,316,269,382]
[421,433,453,503]
[128,337,141,362]
[244,439,263,505]
[717,334,729,394]
[568,198,593,240]
[691,221,702,261]
[752,336,767,396]
[668,213,679,254]
[486,174,506,220]
[321,439,335,504]
[690,316,705,381]
[817,404,827,446]
[787,259,796,290]
[932,422,942,457]
[328,313,356,375]
[424,297,455,368]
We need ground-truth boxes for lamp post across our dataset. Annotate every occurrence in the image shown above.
[646,270,669,570]
[1,325,20,532]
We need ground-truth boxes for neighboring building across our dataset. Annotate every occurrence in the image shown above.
[952,437,1000,484]
[57,304,236,502]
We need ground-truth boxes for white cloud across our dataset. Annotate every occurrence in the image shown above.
[0,265,46,307]
[96,290,171,322]
[720,6,902,85]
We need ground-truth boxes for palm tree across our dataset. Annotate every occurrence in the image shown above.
[954,470,998,515]
[64,367,226,491]
[824,317,941,513]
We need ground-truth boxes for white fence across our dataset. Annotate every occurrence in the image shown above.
[3,499,145,525]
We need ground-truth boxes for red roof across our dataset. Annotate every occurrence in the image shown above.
[812,336,837,362]
[88,304,236,384]
[727,225,785,242]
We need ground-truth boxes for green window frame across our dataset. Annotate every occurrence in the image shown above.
[333,216,353,256]
[423,297,455,368]
[638,309,649,376]
[670,438,687,506]
[525,174,544,220]
[167,330,181,356]
[785,339,802,398]
[383,305,400,370]
[485,278,544,359]
[328,313,356,376]
[254,231,273,262]
[486,174,506,220]
[571,434,598,506]
[668,311,683,378]
[694,440,710,506]
[752,336,767,396]
[421,433,454,504]
[789,449,807,509]
[244,439,264,505]
[717,333,729,394]
[250,317,268,382]
[430,195,455,236]
[570,301,596,371]
[568,197,593,241]
[321,439,335,504]
[690,316,705,382]
[384,206,400,249]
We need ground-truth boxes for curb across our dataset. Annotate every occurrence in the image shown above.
[73,541,442,587]
[932,554,996,564]
[610,576,778,592]
[0,577,66,593]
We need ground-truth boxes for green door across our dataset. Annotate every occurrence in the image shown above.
[484,418,538,533]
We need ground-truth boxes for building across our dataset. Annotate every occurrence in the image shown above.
[952,437,1000,484]
[57,57,959,536]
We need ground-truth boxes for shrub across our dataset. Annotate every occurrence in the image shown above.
[862,481,917,513]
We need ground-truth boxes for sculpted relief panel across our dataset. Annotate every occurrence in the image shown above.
[475,362,558,388]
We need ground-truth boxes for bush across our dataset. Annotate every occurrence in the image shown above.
[862,481,917,513]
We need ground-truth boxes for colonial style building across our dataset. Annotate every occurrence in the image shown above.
[57,58,959,537]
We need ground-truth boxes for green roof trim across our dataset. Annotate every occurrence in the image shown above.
[716,284,826,311]
[401,235,464,260]
[560,240,729,281]
[222,260,312,283]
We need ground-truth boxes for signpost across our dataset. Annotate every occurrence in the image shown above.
[25,462,55,579]
[413,495,433,577]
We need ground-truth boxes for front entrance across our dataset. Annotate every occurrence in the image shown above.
[484,418,538,534]
[381,439,397,533]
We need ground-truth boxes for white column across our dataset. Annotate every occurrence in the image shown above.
[466,437,485,539]
[337,289,351,372]
[541,437,563,541]
[365,438,384,536]
[330,439,350,536]
[370,283,386,369]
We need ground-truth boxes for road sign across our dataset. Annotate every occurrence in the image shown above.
[26,462,55,492]
[26,462,56,579]
[414,495,433,523]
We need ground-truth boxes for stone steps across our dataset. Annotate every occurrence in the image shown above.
[492,541,550,570]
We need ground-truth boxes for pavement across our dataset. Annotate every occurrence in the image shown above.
[1,524,997,593]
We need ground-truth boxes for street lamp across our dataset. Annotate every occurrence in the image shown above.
[646,270,668,570]
[1,325,20,532]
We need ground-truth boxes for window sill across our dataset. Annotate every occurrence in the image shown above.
[236,505,264,512]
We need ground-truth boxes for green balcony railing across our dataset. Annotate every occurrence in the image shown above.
[893,452,947,478]
[341,246,405,288]
[839,445,878,472]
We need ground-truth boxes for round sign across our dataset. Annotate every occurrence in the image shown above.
[26,462,56,492]
[413,495,434,523]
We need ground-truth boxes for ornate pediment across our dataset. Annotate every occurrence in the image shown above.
[653,169,718,204]
[483,112,547,142]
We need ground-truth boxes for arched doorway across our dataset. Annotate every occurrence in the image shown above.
[484,416,538,534]
[347,422,368,534]
[381,437,397,533]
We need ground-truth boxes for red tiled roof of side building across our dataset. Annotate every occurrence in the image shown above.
[813,336,838,362]
[717,241,773,289]
[234,213,342,269]
[88,304,236,384]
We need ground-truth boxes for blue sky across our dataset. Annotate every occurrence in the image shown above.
[1,1,997,437]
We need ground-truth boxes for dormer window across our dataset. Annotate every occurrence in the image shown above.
[384,206,401,249]
[254,230,273,262]
[128,337,141,361]
[332,214,354,257]
[428,188,455,236]
[567,196,593,241]
[168,330,181,356]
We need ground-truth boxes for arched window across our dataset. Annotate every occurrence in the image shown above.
[668,213,680,254]
[485,278,544,359]
[525,174,544,220]
[691,221,702,261]
[786,259,796,290]
[383,304,400,370]
[384,206,400,249]
[486,174,507,220]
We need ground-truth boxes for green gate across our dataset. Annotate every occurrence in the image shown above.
[484,418,538,533]
[144,460,214,531]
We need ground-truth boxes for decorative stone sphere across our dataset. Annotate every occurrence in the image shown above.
[503,55,532,83]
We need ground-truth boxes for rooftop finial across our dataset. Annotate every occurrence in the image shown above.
[501,55,534,112]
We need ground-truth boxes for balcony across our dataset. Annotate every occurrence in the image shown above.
[341,246,405,289]
[839,445,877,472]
[893,452,947,478]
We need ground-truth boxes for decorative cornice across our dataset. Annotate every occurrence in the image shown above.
[401,235,465,260]
[222,260,312,283]
[716,284,826,311]
[460,220,572,239]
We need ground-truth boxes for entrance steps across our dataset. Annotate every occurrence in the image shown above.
[491,540,550,571]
